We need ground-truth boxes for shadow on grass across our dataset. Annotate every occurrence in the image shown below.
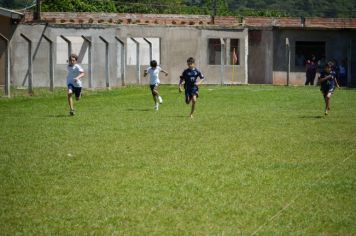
[167,115,190,118]
[126,108,151,112]
[300,115,324,119]
[47,114,71,118]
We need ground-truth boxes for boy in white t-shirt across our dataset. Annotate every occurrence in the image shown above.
[144,60,168,110]
[66,53,85,116]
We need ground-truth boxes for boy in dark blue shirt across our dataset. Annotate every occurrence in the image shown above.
[179,57,205,118]
[318,62,339,115]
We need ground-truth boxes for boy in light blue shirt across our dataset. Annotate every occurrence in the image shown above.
[66,53,85,116]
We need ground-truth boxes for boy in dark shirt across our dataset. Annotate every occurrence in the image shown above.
[179,57,205,118]
[318,62,339,115]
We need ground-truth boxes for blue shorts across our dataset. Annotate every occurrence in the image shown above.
[321,86,335,97]
[185,87,199,103]
[68,84,82,98]
[150,84,158,93]
[150,84,159,96]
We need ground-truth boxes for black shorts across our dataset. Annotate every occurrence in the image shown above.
[150,84,159,94]
[321,86,335,97]
[68,84,82,98]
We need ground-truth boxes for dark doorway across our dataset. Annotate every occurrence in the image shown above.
[295,41,326,66]
[351,40,356,87]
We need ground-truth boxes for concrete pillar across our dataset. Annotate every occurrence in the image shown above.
[20,33,33,95]
[60,35,72,58]
[42,34,54,91]
[143,38,153,62]
[115,36,126,86]
[99,36,110,89]
[0,33,10,97]
[81,35,93,89]
[220,38,225,85]
[130,37,141,84]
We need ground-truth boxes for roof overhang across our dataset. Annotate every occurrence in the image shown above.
[0,7,24,20]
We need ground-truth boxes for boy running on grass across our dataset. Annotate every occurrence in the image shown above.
[66,53,85,116]
[144,60,168,111]
[318,62,339,115]
[179,57,205,118]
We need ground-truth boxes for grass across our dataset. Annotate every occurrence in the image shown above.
[0,85,355,235]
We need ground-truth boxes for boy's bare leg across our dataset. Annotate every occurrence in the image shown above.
[324,94,331,115]
[154,88,162,104]
[68,93,75,115]
[152,90,159,103]
[68,93,74,110]
[152,90,159,110]
[326,94,331,111]
[190,95,197,118]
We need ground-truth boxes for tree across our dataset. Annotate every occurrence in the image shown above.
[41,0,116,12]
[14,0,355,18]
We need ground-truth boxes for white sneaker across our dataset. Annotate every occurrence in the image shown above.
[154,104,159,111]
[158,96,163,104]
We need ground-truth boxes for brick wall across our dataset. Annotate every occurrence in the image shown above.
[22,12,356,29]
[244,16,356,29]
[306,17,356,28]
[23,12,242,27]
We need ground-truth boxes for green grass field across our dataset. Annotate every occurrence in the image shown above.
[0,85,355,235]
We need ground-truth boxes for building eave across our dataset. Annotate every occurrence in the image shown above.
[0,7,24,20]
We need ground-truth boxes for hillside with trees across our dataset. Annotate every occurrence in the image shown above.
[1,0,355,18]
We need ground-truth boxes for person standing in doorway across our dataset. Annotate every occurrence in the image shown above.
[305,54,317,85]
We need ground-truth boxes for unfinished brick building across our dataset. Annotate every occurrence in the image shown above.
[1,8,356,95]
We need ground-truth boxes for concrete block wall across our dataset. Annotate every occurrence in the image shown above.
[8,22,248,89]
[3,12,356,89]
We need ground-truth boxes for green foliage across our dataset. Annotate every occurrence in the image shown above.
[229,0,356,17]
[0,85,355,234]
[40,0,116,12]
[235,7,288,17]
[1,1,355,20]
[114,0,203,14]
